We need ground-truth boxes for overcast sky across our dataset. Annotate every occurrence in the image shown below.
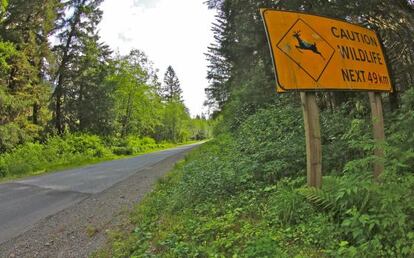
[98,0,216,117]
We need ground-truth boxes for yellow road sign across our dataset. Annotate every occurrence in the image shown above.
[261,9,392,92]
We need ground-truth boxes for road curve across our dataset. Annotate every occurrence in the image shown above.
[0,143,200,245]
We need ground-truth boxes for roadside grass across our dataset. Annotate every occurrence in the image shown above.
[95,104,414,257]
[0,134,200,183]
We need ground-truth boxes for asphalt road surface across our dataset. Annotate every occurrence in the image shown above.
[0,143,199,245]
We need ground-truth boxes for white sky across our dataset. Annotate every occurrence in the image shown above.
[99,0,216,117]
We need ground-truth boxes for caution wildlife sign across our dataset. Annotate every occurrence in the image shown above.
[261,9,392,92]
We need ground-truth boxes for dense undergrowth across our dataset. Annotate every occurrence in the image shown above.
[0,134,181,180]
[97,91,414,257]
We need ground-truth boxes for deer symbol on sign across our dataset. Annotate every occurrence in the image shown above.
[293,30,325,60]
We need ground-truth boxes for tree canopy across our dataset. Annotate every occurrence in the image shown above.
[0,0,209,153]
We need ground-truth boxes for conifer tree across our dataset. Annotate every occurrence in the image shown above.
[162,65,183,102]
[53,0,105,134]
[0,0,61,151]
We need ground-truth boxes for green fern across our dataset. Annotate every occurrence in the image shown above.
[297,186,336,213]
[298,174,373,216]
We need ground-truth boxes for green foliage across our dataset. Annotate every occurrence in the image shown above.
[0,41,15,75]
[92,0,414,255]
[188,116,212,141]
[0,1,208,156]
[161,65,183,102]
[103,93,414,257]
[157,101,191,143]
[52,0,106,135]
[205,0,414,122]
[0,122,29,153]
[108,51,161,138]
[0,0,58,151]
[320,106,371,174]
[174,134,238,205]
[0,0,7,15]
[0,134,109,177]
[386,88,414,174]
[236,105,305,182]
[0,134,182,179]
[112,136,167,156]
[0,43,35,151]
[105,138,414,257]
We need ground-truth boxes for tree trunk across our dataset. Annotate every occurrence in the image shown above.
[78,83,85,131]
[55,87,64,135]
[32,103,39,125]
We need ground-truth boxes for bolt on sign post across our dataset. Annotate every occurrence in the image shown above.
[261,9,392,187]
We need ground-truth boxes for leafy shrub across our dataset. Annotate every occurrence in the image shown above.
[386,88,414,175]
[0,123,28,153]
[320,108,372,175]
[0,158,6,177]
[112,146,134,156]
[0,133,174,178]
[115,136,160,155]
[265,178,312,225]
[0,134,110,177]
[0,142,46,176]
[235,105,305,182]
[172,134,238,207]
[64,134,109,157]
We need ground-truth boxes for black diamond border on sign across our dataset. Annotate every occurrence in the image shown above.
[276,18,336,82]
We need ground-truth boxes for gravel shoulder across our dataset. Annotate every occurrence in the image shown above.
[0,146,196,258]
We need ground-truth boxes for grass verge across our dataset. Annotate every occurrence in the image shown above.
[0,134,199,183]
[94,131,414,257]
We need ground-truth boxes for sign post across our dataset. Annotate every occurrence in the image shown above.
[301,92,322,188]
[368,92,385,179]
[261,9,392,187]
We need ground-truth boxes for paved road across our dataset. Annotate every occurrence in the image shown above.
[0,144,199,244]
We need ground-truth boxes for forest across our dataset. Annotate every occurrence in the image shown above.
[0,0,210,179]
[95,0,414,257]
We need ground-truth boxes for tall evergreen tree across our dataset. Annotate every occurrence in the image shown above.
[75,36,112,134]
[162,65,183,102]
[0,0,61,151]
[53,0,104,135]
[205,10,231,111]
